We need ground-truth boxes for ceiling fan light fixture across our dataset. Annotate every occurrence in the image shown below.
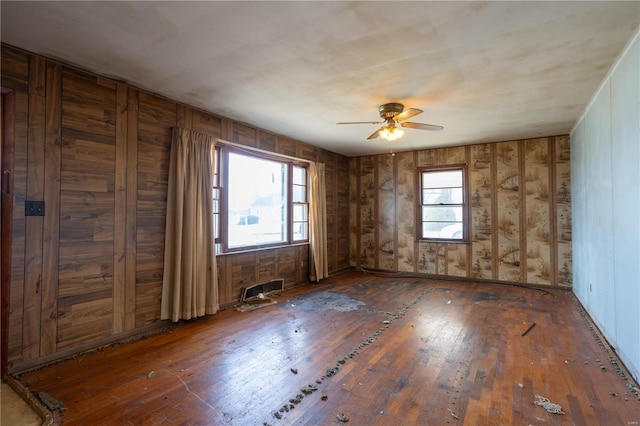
[379,126,404,141]
[338,102,442,141]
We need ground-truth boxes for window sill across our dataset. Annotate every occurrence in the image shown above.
[216,241,310,256]
[419,239,470,244]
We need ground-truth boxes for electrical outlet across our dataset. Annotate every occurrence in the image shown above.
[25,200,45,216]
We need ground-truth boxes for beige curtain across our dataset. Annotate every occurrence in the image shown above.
[309,162,328,282]
[161,128,219,322]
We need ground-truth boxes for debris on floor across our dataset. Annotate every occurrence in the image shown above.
[37,392,66,413]
[336,413,349,422]
[534,395,565,414]
[272,287,435,422]
[448,408,460,419]
[521,322,536,336]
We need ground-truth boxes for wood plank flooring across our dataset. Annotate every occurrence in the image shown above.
[16,270,640,425]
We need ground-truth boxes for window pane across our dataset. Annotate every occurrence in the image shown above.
[294,223,308,241]
[422,206,462,223]
[422,170,462,189]
[422,187,463,204]
[422,222,463,239]
[293,165,306,185]
[293,203,307,221]
[212,188,220,240]
[228,152,288,248]
[293,185,306,203]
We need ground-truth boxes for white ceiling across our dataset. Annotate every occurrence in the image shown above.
[1,1,639,157]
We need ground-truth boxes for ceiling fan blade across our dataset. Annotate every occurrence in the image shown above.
[394,108,423,122]
[367,128,383,140]
[337,121,382,125]
[401,121,444,131]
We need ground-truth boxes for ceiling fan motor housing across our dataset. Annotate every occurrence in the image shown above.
[379,102,404,119]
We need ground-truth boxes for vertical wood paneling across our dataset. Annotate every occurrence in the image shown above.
[23,56,46,359]
[219,257,233,305]
[232,122,257,147]
[277,136,296,157]
[377,154,395,270]
[335,156,350,271]
[113,84,127,334]
[373,157,380,269]
[257,250,276,283]
[444,146,468,277]
[298,142,318,163]
[348,158,359,266]
[277,247,297,284]
[125,88,138,330]
[319,151,335,270]
[1,45,29,90]
[192,110,221,137]
[496,141,521,282]
[523,139,552,284]
[555,135,572,287]
[58,68,117,349]
[40,62,62,356]
[490,144,499,280]
[258,131,276,152]
[470,144,494,279]
[396,152,415,272]
[359,157,375,268]
[297,245,309,283]
[352,137,571,287]
[136,92,175,327]
[175,104,193,129]
[8,87,29,365]
[231,252,257,300]
[4,47,348,371]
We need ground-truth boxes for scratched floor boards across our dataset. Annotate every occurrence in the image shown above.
[17,270,640,425]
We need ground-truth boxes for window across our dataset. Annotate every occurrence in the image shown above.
[292,165,308,241]
[212,146,221,244]
[217,147,308,252]
[419,165,468,242]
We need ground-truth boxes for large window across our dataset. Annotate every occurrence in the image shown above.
[217,147,308,252]
[419,165,468,242]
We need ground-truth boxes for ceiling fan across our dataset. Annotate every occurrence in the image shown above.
[337,102,443,141]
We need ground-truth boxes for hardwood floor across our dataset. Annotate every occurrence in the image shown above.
[17,270,640,425]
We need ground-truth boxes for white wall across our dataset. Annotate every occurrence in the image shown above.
[571,31,640,381]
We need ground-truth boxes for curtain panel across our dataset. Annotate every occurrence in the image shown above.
[161,128,219,322]
[309,162,329,282]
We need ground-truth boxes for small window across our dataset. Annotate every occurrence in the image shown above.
[212,146,221,246]
[292,165,308,241]
[419,165,468,242]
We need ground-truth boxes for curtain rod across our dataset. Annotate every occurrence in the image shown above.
[215,138,314,165]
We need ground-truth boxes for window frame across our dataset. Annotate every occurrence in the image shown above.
[417,164,470,243]
[216,145,309,253]
[291,164,309,243]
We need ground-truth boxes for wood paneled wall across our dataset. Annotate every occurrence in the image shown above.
[349,137,572,287]
[1,44,350,372]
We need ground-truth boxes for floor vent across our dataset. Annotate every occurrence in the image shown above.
[240,278,284,304]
